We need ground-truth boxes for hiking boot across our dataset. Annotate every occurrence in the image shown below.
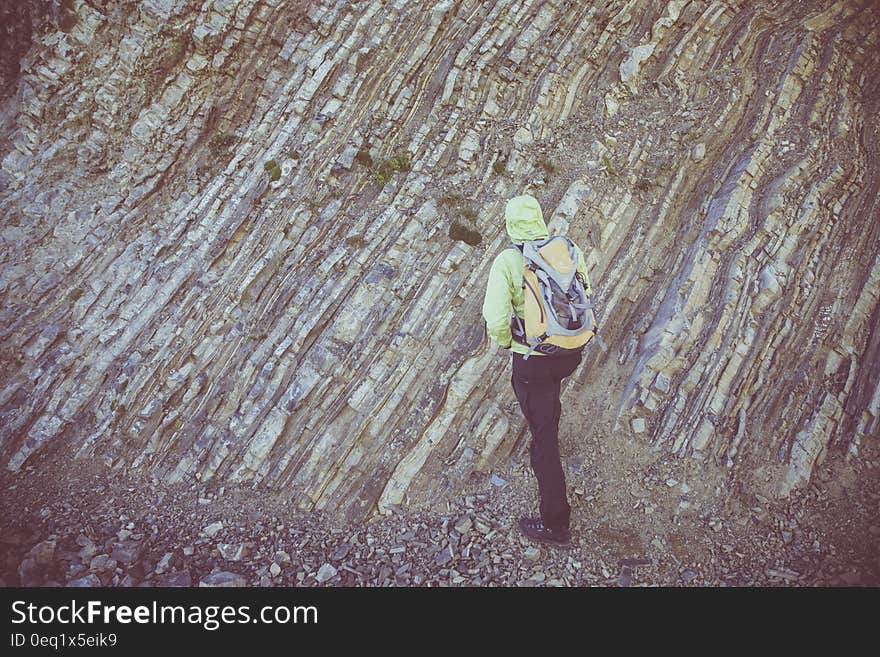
[518,517,570,546]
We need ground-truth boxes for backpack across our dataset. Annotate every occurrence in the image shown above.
[509,236,601,359]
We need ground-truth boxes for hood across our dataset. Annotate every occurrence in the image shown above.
[505,194,549,242]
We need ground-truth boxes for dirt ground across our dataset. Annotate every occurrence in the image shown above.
[2,399,877,588]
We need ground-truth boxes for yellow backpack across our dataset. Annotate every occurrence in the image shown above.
[510,236,600,359]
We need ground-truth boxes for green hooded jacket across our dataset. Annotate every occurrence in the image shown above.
[481,194,592,355]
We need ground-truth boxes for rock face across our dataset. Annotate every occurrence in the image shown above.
[1,0,878,521]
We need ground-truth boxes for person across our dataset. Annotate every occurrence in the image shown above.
[481,194,592,546]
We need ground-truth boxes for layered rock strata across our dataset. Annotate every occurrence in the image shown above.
[1,0,878,521]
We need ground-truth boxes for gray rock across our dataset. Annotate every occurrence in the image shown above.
[202,521,223,537]
[142,0,183,20]
[67,574,102,587]
[512,128,533,148]
[604,93,619,117]
[454,516,473,534]
[315,563,338,583]
[155,551,174,574]
[218,543,249,562]
[269,563,282,577]
[619,44,655,87]
[435,547,453,566]
[199,571,247,587]
[524,547,541,561]
[110,545,139,565]
[331,544,350,560]
[490,475,507,487]
[89,554,117,572]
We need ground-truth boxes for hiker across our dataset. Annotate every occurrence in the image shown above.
[481,194,595,546]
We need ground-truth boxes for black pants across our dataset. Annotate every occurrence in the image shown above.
[511,350,582,532]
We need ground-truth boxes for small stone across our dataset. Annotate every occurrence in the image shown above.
[218,543,248,562]
[89,554,117,572]
[155,552,174,575]
[631,418,646,433]
[782,531,793,544]
[331,544,350,560]
[110,545,139,565]
[67,574,102,588]
[269,563,282,577]
[202,521,223,537]
[681,570,698,583]
[692,143,706,161]
[666,478,678,487]
[454,517,473,534]
[199,571,247,588]
[435,547,453,566]
[619,44,655,87]
[183,545,195,556]
[490,474,507,487]
[524,547,541,561]
[513,127,533,148]
[315,563,338,584]
[273,550,291,564]
[604,93,619,117]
